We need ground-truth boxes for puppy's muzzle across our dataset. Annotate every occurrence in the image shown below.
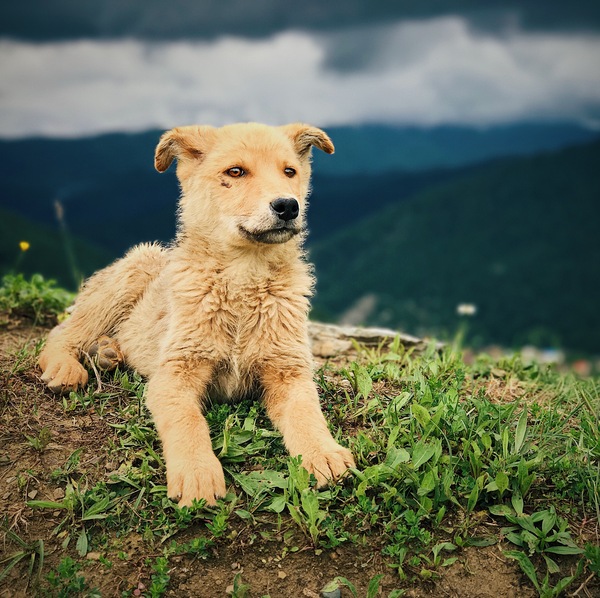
[270,198,299,222]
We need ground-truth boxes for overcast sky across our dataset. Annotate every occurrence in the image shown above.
[1,1,599,138]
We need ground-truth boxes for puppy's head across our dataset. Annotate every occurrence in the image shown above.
[155,122,334,246]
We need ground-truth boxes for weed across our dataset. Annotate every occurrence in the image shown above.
[0,525,44,588]
[499,504,583,571]
[229,573,251,598]
[146,556,170,597]
[4,302,599,596]
[504,551,584,597]
[322,574,406,598]
[45,557,100,597]
[0,273,74,324]
[24,426,53,452]
[51,448,85,482]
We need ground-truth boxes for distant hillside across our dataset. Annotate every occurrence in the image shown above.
[1,125,598,352]
[310,140,600,354]
[0,131,179,256]
[313,122,600,174]
[0,207,112,289]
[0,122,596,257]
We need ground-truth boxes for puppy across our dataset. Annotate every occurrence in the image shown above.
[38,122,355,506]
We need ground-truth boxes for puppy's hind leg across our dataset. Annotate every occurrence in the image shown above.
[39,243,166,393]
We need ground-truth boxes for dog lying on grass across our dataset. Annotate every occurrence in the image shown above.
[38,122,355,506]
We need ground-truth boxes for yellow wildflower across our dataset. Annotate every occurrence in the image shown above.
[19,241,30,252]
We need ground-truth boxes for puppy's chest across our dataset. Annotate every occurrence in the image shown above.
[199,274,307,358]
[199,276,308,399]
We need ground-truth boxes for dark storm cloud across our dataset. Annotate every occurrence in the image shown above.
[3,19,600,139]
[2,0,600,42]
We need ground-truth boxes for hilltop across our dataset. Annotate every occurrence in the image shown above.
[0,280,598,597]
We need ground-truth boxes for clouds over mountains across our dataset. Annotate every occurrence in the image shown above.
[2,16,600,138]
[2,2,600,139]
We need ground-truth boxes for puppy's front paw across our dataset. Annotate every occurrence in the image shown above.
[39,356,88,394]
[300,443,355,487]
[167,454,226,507]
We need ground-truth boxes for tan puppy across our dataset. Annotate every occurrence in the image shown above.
[38,122,355,506]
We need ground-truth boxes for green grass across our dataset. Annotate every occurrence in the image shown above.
[9,342,597,595]
[2,277,599,596]
[0,273,75,324]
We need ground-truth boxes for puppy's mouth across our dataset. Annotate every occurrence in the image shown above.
[238,225,302,245]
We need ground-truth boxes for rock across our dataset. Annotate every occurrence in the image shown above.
[321,579,344,598]
[278,571,287,579]
[308,321,432,358]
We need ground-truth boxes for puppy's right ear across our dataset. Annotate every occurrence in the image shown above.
[154,125,216,173]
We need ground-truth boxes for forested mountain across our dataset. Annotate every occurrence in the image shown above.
[1,125,598,353]
[0,207,112,288]
[310,140,600,353]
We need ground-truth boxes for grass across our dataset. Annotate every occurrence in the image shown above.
[0,273,75,325]
[1,276,599,596]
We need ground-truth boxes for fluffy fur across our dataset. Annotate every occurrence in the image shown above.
[38,122,355,506]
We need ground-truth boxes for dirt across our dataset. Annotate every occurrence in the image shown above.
[0,320,596,597]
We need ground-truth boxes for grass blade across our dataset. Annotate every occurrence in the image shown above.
[504,550,540,591]
[514,409,528,454]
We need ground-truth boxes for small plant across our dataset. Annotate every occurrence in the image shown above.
[24,426,53,452]
[51,448,85,482]
[285,457,330,545]
[584,543,600,576]
[504,551,584,598]
[45,557,100,597]
[0,526,44,588]
[0,273,74,323]
[496,501,585,597]
[146,556,170,597]
[500,504,583,572]
[230,573,251,598]
[321,574,405,598]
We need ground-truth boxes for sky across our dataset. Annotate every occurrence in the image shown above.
[1,1,600,139]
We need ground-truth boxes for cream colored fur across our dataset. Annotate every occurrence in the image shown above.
[38,122,355,506]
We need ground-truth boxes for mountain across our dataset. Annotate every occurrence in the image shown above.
[0,122,597,257]
[0,207,112,289]
[0,131,179,256]
[312,122,600,175]
[310,140,600,354]
[1,125,599,353]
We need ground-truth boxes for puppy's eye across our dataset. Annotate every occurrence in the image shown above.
[226,167,245,177]
[284,167,296,178]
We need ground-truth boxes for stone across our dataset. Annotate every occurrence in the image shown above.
[308,321,432,358]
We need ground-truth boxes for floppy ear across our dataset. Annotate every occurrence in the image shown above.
[281,123,335,157]
[154,125,216,173]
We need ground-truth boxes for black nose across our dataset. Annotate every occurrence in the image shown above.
[270,198,299,222]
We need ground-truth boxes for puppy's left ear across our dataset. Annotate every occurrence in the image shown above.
[281,123,335,157]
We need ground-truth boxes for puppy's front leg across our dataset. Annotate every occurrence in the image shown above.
[145,360,225,507]
[261,365,355,485]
